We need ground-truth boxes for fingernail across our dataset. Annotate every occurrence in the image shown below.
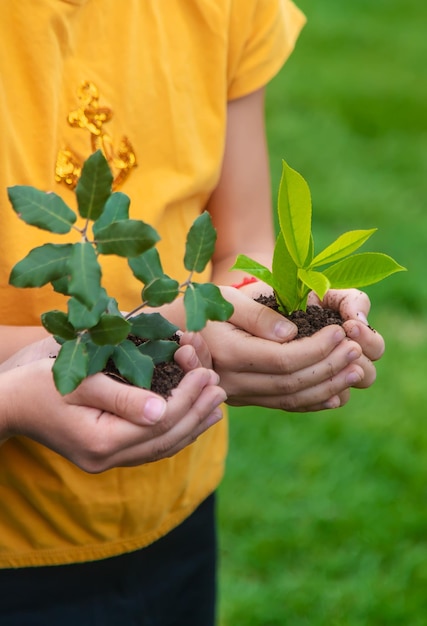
[206,408,223,427]
[347,349,360,362]
[346,371,362,386]
[324,395,340,409]
[144,397,166,423]
[274,321,294,340]
[211,389,227,408]
[208,371,221,386]
[357,311,369,326]
[348,324,360,339]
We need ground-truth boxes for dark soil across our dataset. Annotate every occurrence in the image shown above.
[149,360,185,398]
[104,334,185,399]
[255,294,344,338]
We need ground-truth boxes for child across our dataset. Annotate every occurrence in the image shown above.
[0,1,384,624]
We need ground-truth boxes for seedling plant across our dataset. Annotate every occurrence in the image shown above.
[8,150,233,395]
[232,160,406,314]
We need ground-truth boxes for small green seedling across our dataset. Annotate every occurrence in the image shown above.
[8,150,233,395]
[232,160,406,314]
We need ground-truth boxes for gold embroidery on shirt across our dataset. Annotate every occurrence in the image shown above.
[55,81,137,190]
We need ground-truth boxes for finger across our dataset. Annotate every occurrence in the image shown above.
[154,368,225,436]
[174,343,201,372]
[220,286,298,342]
[285,387,352,413]
[69,373,168,426]
[343,319,385,361]
[104,406,224,469]
[321,389,351,411]
[227,363,364,411]
[347,353,377,389]
[158,406,224,460]
[177,332,212,369]
[211,323,348,376]
[222,337,362,400]
[103,377,226,467]
[144,388,226,462]
[320,289,372,322]
[73,367,223,429]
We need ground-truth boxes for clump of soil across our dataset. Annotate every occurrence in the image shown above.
[149,361,185,398]
[255,294,344,338]
[104,334,185,398]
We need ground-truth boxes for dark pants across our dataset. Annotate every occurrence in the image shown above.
[0,494,217,626]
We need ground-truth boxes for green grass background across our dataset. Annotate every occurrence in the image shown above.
[218,1,427,624]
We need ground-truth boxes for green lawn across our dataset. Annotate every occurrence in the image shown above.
[219,1,427,624]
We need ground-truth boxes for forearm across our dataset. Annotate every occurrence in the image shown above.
[0,326,49,363]
[207,89,275,288]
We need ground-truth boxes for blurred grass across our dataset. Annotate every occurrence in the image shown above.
[219,1,427,624]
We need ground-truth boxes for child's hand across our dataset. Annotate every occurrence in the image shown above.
[314,288,385,364]
[0,341,226,471]
[201,287,375,412]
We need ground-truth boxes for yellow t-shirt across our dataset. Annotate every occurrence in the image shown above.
[0,0,305,568]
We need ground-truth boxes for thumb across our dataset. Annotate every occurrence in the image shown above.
[177,332,212,369]
[69,373,167,426]
[221,286,297,342]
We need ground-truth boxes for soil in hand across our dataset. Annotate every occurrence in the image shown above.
[104,334,185,398]
[255,294,344,338]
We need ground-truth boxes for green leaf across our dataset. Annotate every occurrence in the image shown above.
[7,186,77,234]
[311,229,377,268]
[52,276,70,295]
[105,297,122,316]
[323,253,407,289]
[95,220,160,257]
[138,339,179,364]
[76,150,113,221]
[277,160,312,267]
[41,310,76,341]
[298,269,331,302]
[9,243,73,288]
[184,211,217,273]
[272,233,299,314]
[85,341,115,376]
[305,234,315,266]
[130,312,179,340]
[184,283,234,332]
[128,248,164,284]
[89,313,131,346]
[92,191,130,236]
[231,255,274,288]
[52,339,89,395]
[67,290,109,330]
[142,277,180,306]
[112,340,154,388]
[67,242,103,308]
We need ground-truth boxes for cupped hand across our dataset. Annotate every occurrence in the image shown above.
[1,340,226,472]
[201,287,367,412]
[310,288,385,389]
[313,288,385,359]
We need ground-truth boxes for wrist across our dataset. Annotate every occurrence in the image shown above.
[231,276,258,289]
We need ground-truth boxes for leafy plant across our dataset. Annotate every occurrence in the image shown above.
[232,160,406,314]
[8,150,233,395]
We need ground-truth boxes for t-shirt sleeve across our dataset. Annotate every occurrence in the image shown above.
[227,0,306,100]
